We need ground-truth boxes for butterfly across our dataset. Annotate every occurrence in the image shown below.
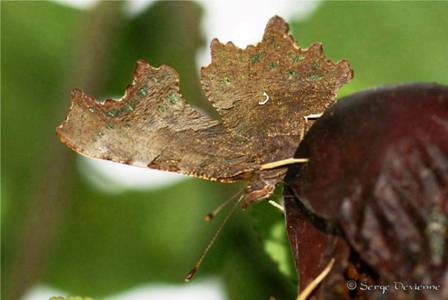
[56,16,353,208]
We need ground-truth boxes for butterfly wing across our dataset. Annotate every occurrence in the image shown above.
[201,16,353,163]
[57,16,353,205]
[57,60,257,182]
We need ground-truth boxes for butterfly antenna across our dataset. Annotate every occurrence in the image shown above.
[260,158,309,170]
[296,258,335,300]
[204,190,243,222]
[185,194,244,282]
[268,200,285,213]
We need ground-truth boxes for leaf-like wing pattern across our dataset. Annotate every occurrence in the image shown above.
[57,61,257,181]
[57,16,352,205]
[201,16,352,159]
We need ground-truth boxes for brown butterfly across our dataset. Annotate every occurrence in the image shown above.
[56,16,353,208]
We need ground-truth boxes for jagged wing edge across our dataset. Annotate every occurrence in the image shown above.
[199,15,353,131]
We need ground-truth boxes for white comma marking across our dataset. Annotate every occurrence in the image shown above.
[259,91,270,105]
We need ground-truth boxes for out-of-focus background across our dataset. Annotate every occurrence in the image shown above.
[2,1,448,299]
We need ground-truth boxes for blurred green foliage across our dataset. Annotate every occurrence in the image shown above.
[2,1,447,300]
[291,1,448,97]
[2,2,293,300]
[50,297,93,300]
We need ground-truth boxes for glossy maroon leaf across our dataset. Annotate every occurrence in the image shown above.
[284,193,350,297]
[286,83,448,299]
[285,191,384,300]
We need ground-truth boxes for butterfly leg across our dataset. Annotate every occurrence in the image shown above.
[301,113,324,140]
[260,158,309,170]
[296,258,335,300]
[268,200,285,213]
[304,113,323,122]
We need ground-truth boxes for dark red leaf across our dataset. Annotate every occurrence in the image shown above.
[284,192,382,300]
[286,83,448,299]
